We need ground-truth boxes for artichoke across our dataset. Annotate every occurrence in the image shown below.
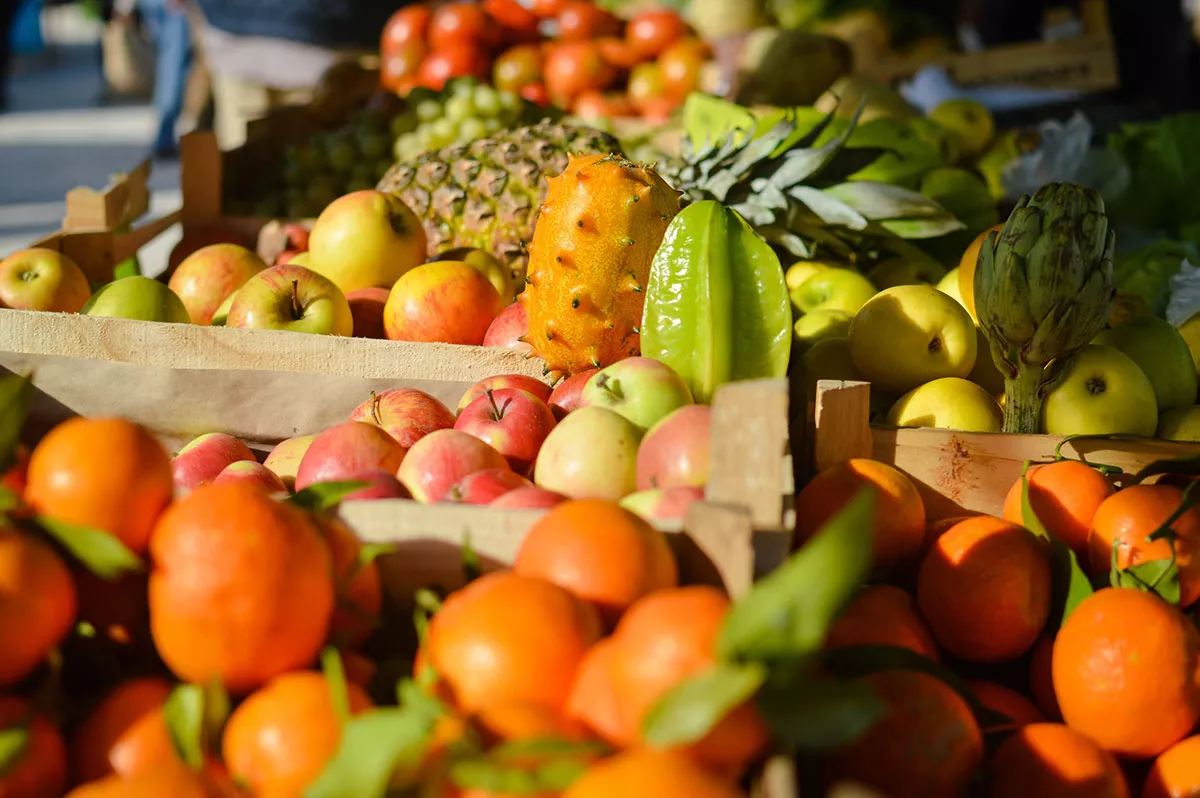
[975,182,1116,434]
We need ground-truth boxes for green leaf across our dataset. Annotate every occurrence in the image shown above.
[642,662,767,748]
[824,181,952,220]
[322,647,351,725]
[1020,474,1093,628]
[35,516,143,580]
[288,480,370,512]
[0,487,19,516]
[0,373,32,473]
[413,588,443,645]
[449,737,604,795]
[755,674,884,752]
[461,535,482,584]
[162,684,205,769]
[201,677,230,755]
[304,705,442,798]
[717,490,874,662]
[878,215,967,239]
[1114,558,1182,605]
[0,724,30,780]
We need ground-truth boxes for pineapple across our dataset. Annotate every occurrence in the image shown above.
[376,122,620,283]
[519,153,681,376]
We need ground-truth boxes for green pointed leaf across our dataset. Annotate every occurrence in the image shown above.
[201,677,230,756]
[1021,474,1093,627]
[642,662,767,748]
[755,674,884,752]
[449,737,605,795]
[0,373,33,473]
[35,516,143,580]
[717,491,873,662]
[304,705,443,798]
[824,182,953,220]
[1114,558,1182,605]
[788,187,868,230]
[413,588,443,645]
[322,647,351,725]
[879,215,967,239]
[462,534,482,584]
[288,481,370,512]
[0,724,30,780]
[162,684,205,769]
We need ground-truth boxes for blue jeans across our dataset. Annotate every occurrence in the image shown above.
[141,0,192,152]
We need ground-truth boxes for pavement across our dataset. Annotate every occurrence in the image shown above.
[0,5,181,276]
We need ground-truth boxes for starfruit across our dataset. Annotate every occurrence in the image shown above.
[642,201,792,403]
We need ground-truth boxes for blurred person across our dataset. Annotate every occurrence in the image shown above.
[0,0,19,111]
[138,0,194,157]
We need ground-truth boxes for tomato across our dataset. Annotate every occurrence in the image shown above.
[520,82,551,107]
[419,44,491,90]
[556,1,621,41]
[531,0,566,18]
[493,44,544,93]
[572,90,636,120]
[658,38,708,100]
[626,9,686,58]
[639,95,680,124]
[595,37,646,70]
[382,5,431,49]
[544,41,616,104]
[483,0,541,44]
[627,62,665,110]
[429,3,491,51]
[381,40,428,94]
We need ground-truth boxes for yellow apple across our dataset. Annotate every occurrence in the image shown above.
[1158,405,1200,442]
[793,309,852,350]
[800,337,863,400]
[886,377,1002,432]
[1041,345,1158,437]
[847,284,977,394]
[1094,317,1199,411]
[936,267,976,321]
[791,268,877,317]
[1178,312,1200,379]
[785,260,832,292]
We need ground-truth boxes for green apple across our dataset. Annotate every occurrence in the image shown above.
[1093,317,1199,411]
[936,266,974,320]
[866,258,947,290]
[226,264,353,336]
[793,309,852,350]
[1158,405,1200,442]
[785,260,833,293]
[82,276,191,323]
[1041,345,1158,437]
[210,292,236,326]
[579,356,694,436]
[886,377,1002,432]
[847,284,977,394]
[791,268,877,316]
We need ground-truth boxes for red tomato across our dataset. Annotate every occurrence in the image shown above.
[572,90,636,120]
[520,82,551,107]
[530,0,566,18]
[658,38,708,100]
[419,44,491,90]
[627,61,665,110]
[381,40,428,93]
[556,1,621,41]
[382,5,431,49]
[493,44,544,93]
[544,41,616,104]
[429,3,491,51]
[626,9,686,58]
[595,37,646,70]
[483,0,541,43]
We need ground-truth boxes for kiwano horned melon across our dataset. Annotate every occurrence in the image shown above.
[519,154,681,377]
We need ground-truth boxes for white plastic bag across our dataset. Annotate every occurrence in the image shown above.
[1001,111,1130,203]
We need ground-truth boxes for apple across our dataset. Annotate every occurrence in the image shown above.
[547,368,599,420]
[620,485,705,522]
[288,252,312,268]
[636,404,711,491]
[226,264,353,336]
[533,406,640,500]
[792,309,852,350]
[799,338,864,399]
[82,276,191,323]
[212,460,287,493]
[1093,317,1199,412]
[785,260,830,293]
[790,268,877,316]
[343,469,410,500]
[294,421,408,492]
[454,388,557,473]
[847,284,977,394]
[443,468,534,504]
[384,261,505,345]
[283,223,310,252]
[262,434,316,491]
[167,244,267,325]
[483,302,532,354]
[306,190,427,293]
[866,257,946,290]
[166,224,251,274]
[1108,293,1154,328]
[1041,344,1158,437]
[489,486,569,509]
[346,287,390,339]
[0,248,91,312]
[1158,405,1200,442]
[210,292,235,326]
[349,388,456,449]
[579,357,694,435]
[936,266,973,319]
[456,374,553,414]
[886,377,1002,432]
[398,429,511,503]
[430,248,515,305]
[171,432,256,494]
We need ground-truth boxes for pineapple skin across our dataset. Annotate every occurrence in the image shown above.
[376,122,621,284]
[520,153,681,376]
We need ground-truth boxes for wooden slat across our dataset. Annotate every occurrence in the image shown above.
[708,377,792,529]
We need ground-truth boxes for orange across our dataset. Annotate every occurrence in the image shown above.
[1088,485,1200,606]
[0,528,76,687]
[607,586,769,778]
[921,514,975,557]
[1002,460,1114,558]
[514,499,678,625]
[965,679,1045,731]
[315,515,383,645]
[917,516,1050,662]
[566,639,629,747]
[70,677,175,784]
[222,670,373,796]
[562,748,746,798]
[471,701,590,748]
[1143,734,1200,798]
[1053,587,1200,758]
[958,223,1003,316]
[990,723,1129,798]
[65,759,237,798]
[148,482,336,693]
[0,695,66,798]
[821,670,983,798]
[825,584,940,662]
[795,459,925,573]
[26,417,173,555]
[425,571,603,714]
[1029,634,1062,721]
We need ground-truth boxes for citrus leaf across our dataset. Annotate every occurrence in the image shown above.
[0,724,30,780]
[717,490,874,663]
[202,677,230,756]
[413,588,443,645]
[1114,558,1182,605]
[0,373,32,473]
[1021,474,1093,628]
[288,481,370,513]
[642,661,766,748]
[449,737,603,795]
[755,674,884,753]
[0,487,19,516]
[35,516,143,580]
[322,647,351,726]
[461,534,482,584]
[304,705,442,798]
[162,684,205,769]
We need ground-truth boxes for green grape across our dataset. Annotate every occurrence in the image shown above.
[458,118,487,143]
[415,127,438,153]
[429,118,456,145]
[393,133,415,161]
[449,77,478,98]
[416,99,444,123]
[497,90,521,115]
[327,140,358,174]
[484,118,503,135]
[358,131,390,160]
[443,95,476,123]
[390,112,419,138]
[472,85,501,117]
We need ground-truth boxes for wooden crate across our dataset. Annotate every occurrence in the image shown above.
[809,379,1200,520]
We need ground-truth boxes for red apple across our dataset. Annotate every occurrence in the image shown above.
[482,302,532,354]
[384,261,505,345]
[283,223,311,252]
[343,468,410,500]
[547,368,599,420]
[263,434,316,492]
[346,287,390,339]
[168,243,268,325]
[489,486,568,509]
[295,421,408,492]
[171,432,256,494]
[454,388,557,474]
[212,460,287,493]
[397,429,510,503]
[166,224,252,274]
[456,374,553,414]
[620,485,705,522]
[636,404,711,491]
[349,388,457,449]
[443,468,533,504]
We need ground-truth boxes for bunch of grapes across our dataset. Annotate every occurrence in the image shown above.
[390,78,539,162]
